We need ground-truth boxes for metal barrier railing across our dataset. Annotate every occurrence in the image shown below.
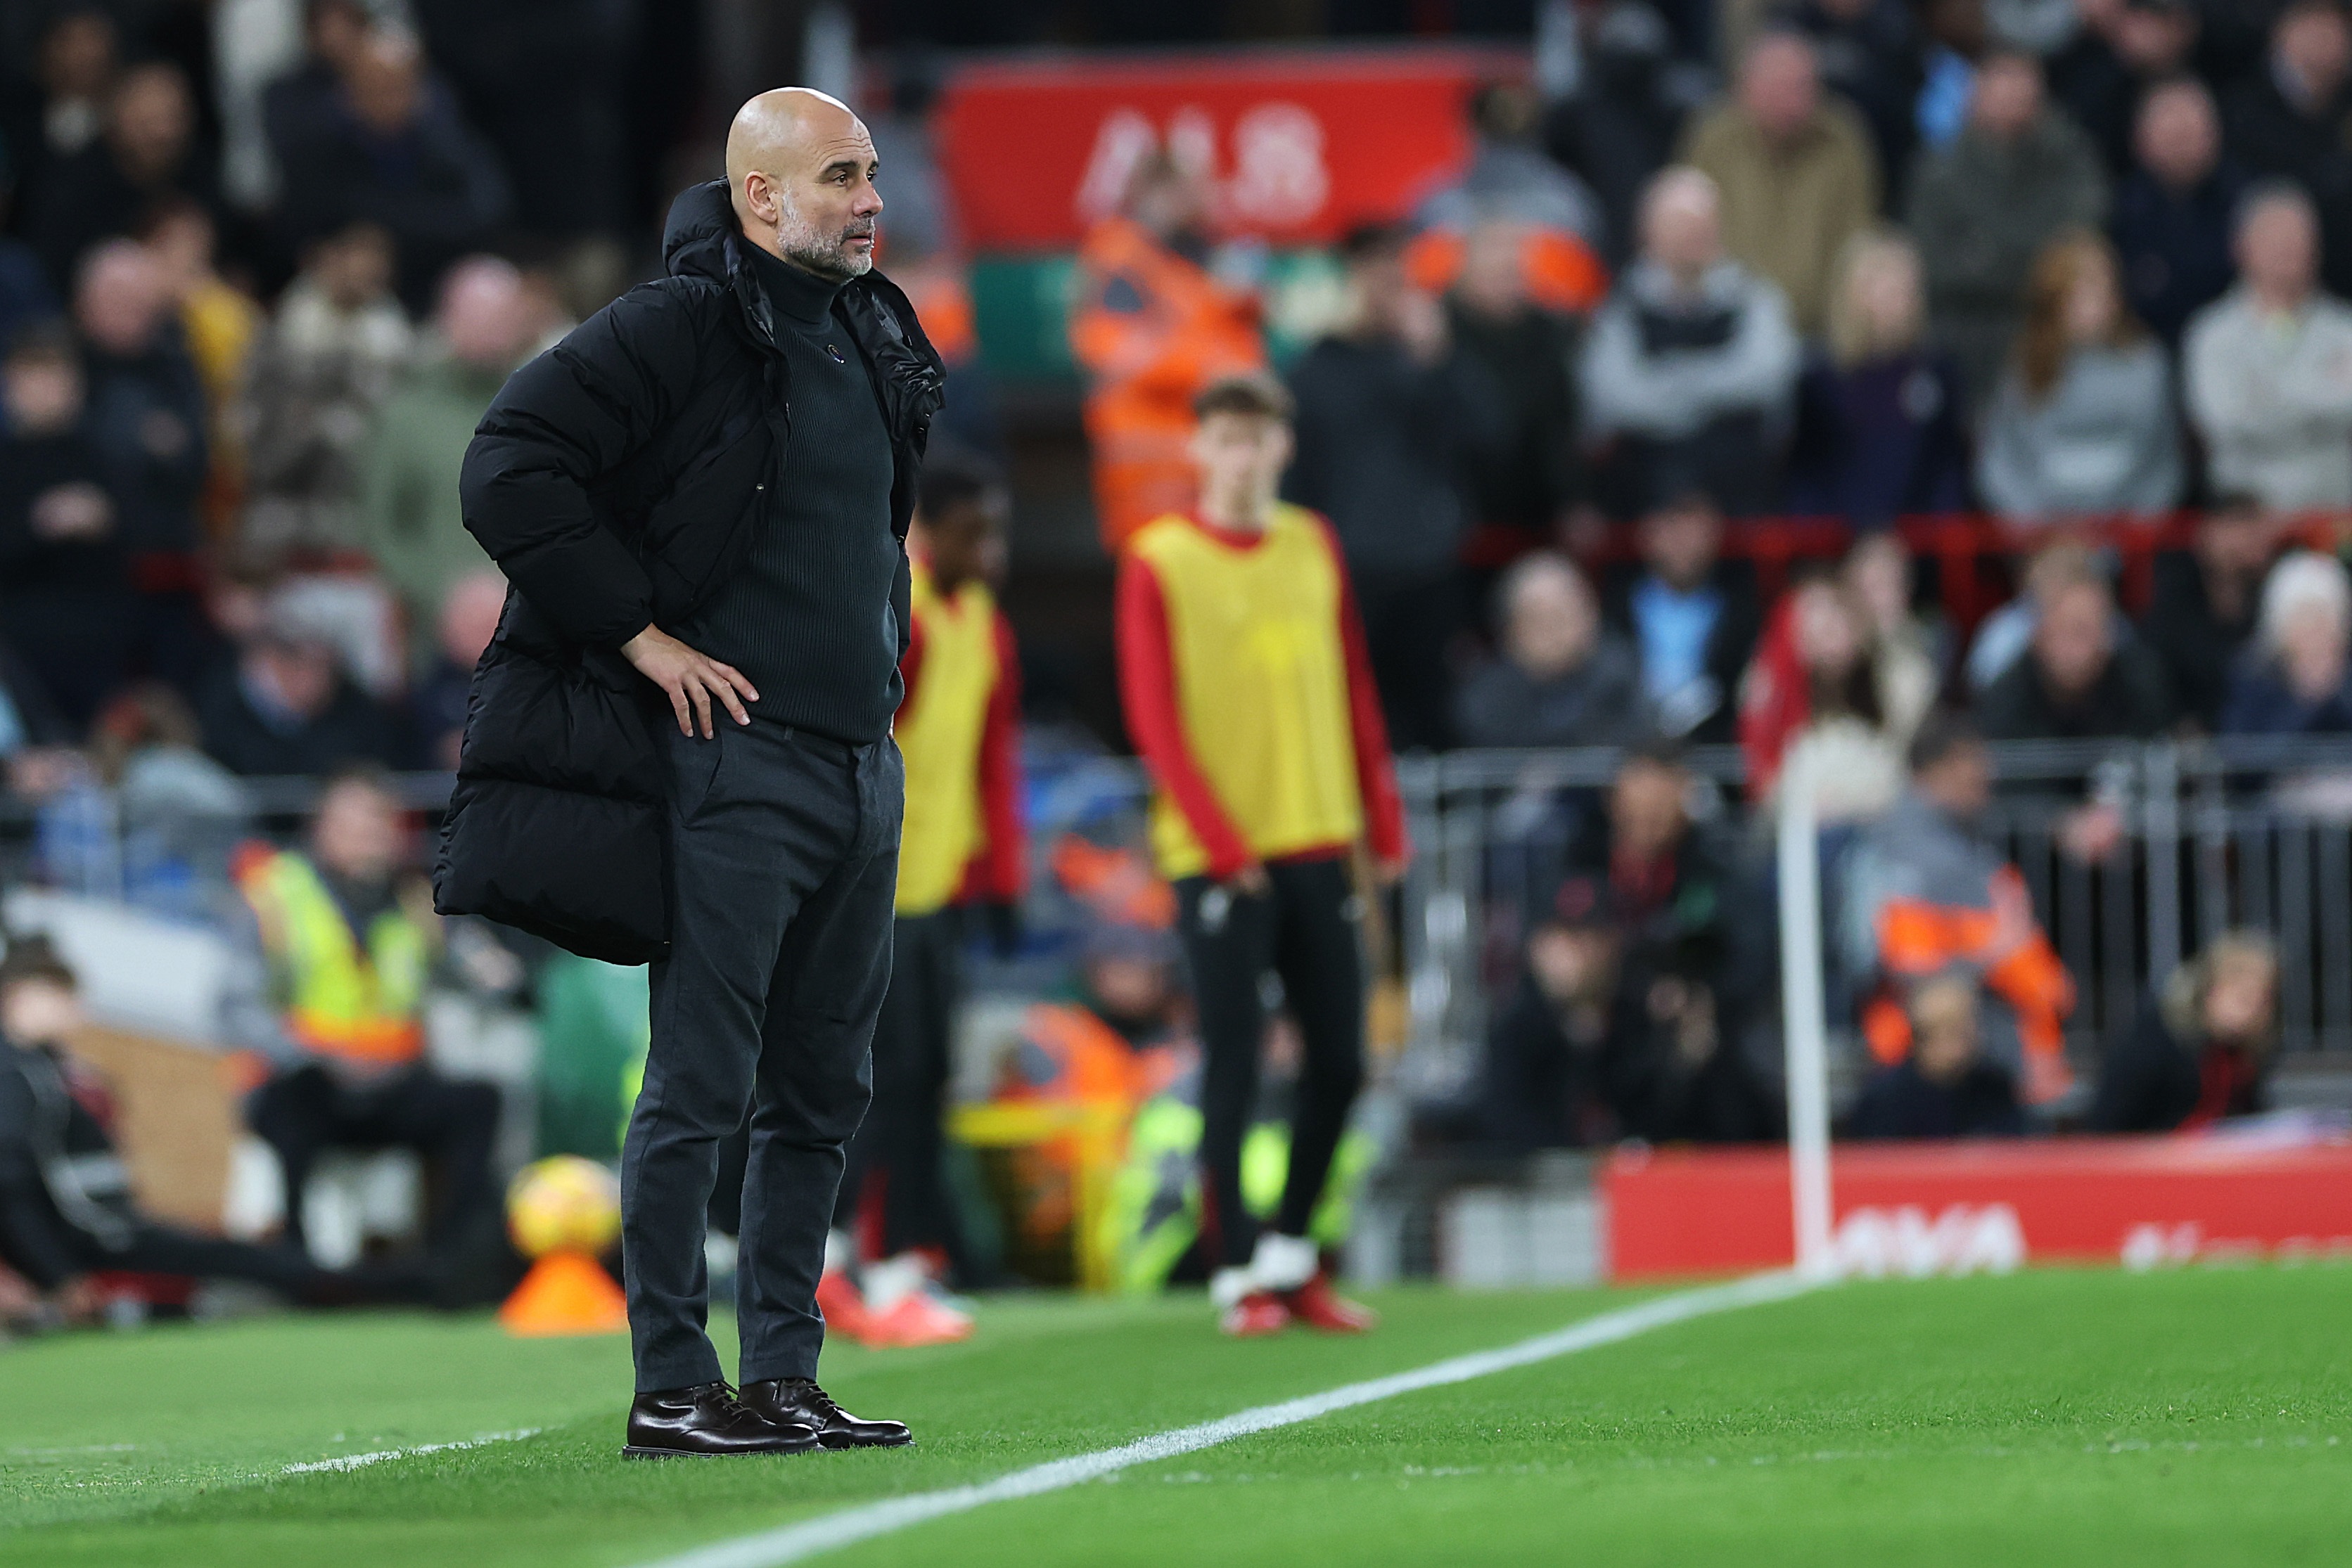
[1396,738,2352,1100]
[8,737,2352,1084]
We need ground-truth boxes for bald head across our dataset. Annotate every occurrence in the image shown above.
[726,86,882,280]
[2237,185,2320,309]
[1640,167,1723,281]
[1739,33,1820,141]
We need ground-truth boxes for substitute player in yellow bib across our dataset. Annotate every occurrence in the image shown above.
[1116,372,1409,1336]
[822,451,1025,1348]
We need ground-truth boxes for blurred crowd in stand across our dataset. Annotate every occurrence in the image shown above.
[2,0,2347,1325]
[0,0,672,800]
[1051,0,2352,1159]
[1073,11,2352,756]
[8,0,2352,787]
[0,0,681,1324]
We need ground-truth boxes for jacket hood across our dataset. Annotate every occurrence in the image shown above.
[663,179,739,282]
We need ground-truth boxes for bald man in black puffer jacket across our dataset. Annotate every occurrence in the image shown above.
[437,87,942,1458]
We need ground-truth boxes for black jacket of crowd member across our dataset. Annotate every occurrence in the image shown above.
[408,0,630,240]
[435,179,944,965]
[193,656,416,777]
[0,1025,367,1308]
[1609,977,1784,1145]
[1542,12,1692,267]
[1552,790,1768,1048]
[1282,331,1503,581]
[1445,295,1584,539]
[1846,1058,2026,1140]
[274,75,512,310]
[2089,984,2270,1133]
[1563,812,1737,982]
[1557,802,1775,1141]
[1976,636,2174,743]
[81,330,208,555]
[2216,68,2352,298]
[25,146,220,300]
[1482,968,1779,1148]
[2138,548,2261,733]
[1598,557,1763,744]
[0,420,124,608]
[1482,972,1643,1150]
[0,1036,136,1290]
[0,417,132,728]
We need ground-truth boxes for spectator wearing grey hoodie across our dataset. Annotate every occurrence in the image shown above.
[2183,185,2352,510]
[1976,230,2182,523]
[1454,552,1651,747]
[1580,167,1800,515]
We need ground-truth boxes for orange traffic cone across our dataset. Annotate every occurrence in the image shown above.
[499,1250,629,1337]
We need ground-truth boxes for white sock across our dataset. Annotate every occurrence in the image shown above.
[1210,1265,1256,1312]
[1250,1232,1318,1292]
[823,1228,858,1279]
[863,1252,927,1313]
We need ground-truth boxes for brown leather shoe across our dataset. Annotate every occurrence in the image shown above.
[740,1377,913,1448]
[622,1381,822,1458]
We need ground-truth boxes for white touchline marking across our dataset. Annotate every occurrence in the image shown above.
[281,1427,542,1474]
[637,1271,1820,1568]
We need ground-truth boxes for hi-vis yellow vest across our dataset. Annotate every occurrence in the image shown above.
[1130,503,1363,880]
[895,558,1000,915]
[237,849,429,1067]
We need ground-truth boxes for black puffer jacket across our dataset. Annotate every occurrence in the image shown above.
[434,181,944,963]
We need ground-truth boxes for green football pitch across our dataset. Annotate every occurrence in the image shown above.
[4,1264,2347,1567]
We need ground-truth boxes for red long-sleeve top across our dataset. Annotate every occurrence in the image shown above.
[1113,512,1408,882]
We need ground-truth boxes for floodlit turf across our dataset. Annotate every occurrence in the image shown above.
[2,1266,2346,1567]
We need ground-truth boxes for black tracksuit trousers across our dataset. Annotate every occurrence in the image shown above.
[832,906,960,1259]
[621,719,902,1392]
[248,1065,501,1254]
[1175,856,1366,1270]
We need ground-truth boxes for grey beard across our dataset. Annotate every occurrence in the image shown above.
[781,236,872,280]
[776,203,874,279]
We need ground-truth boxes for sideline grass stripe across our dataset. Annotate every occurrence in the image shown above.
[281,1427,542,1474]
[640,1271,1820,1568]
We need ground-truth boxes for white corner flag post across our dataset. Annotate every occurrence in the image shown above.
[1775,750,1837,1280]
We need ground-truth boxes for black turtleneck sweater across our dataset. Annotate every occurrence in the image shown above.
[681,245,902,744]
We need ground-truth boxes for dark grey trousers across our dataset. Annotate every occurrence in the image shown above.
[620,719,902,1392]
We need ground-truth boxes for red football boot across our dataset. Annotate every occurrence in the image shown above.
[1220,1289,1292,1337]
[867,1286,975,1348]
[815,1268,881,1347]
[1281,1272,1377,1333]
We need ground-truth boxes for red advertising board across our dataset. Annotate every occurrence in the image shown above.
[933,46,1521,252]
[1604,1137,2352,1280]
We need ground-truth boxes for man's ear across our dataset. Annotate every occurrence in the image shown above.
[739,169,781,229]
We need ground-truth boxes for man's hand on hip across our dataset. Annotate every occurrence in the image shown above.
[622,625,759,738]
